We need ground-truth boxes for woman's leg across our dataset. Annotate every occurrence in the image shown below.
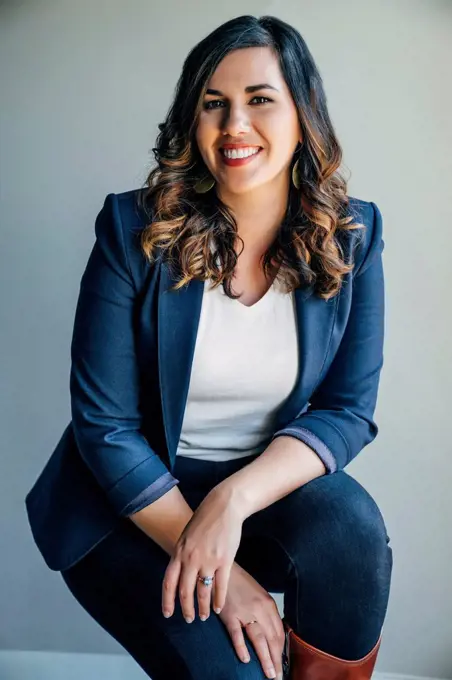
[235,470,393,661]
[61,517,269,679]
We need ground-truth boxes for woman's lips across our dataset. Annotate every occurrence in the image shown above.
[219,148,263,167]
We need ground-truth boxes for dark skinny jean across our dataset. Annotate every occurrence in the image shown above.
[61,452,393,679]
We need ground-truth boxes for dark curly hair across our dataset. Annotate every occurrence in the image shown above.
[137,14,364,300]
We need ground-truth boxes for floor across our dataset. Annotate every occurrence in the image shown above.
[0,651,442,680]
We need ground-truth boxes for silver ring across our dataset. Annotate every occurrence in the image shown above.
[245,619,258,626]
[198,575,214,587]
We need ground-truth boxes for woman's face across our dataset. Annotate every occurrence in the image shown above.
[195,46,302,196]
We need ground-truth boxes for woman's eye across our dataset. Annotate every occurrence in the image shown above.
[251,96,271,105]
[204,100,225,110]
[203,96,272,110]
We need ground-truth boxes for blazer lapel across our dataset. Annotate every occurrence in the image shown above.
[157,262,204,465]
[272,285,338,430]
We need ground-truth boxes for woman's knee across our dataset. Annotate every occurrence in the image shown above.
[289,472,392,572]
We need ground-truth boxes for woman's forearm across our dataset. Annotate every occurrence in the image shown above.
[214,436,327,520]
[128,485,194,556]
[128,436,326,555]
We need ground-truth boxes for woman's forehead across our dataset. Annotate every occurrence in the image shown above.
[207,47,283,89]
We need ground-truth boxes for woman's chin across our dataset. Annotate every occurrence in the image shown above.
[217,178,264,196]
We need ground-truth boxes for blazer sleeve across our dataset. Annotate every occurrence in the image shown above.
[272,201,385,473]
[70,193,179,516]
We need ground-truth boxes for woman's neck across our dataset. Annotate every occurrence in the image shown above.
[216,176,290,260]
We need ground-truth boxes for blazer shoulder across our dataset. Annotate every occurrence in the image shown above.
[115,187,152,234]
[343,195,384,277]
[100,188,157,290]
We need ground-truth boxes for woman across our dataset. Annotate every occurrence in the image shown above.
[26,14,393,680]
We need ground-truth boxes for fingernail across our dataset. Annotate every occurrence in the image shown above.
[242,654,250,663]
[185,616,194,624]
[200,615,208,621]
[163,610,171,618]
[214,607,222,614]
[277,674,283,680]
[267,668,276,679]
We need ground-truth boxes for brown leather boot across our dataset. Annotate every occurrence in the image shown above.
[282,621,382,679]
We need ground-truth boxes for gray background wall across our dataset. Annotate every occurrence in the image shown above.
[1,0,451,678]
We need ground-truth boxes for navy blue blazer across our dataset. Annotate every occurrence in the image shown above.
[25,189,385,572]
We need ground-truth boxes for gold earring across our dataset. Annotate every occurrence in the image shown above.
[292,159,301,189]
[194,175,215,193]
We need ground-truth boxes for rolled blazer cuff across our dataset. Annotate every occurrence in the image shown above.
[272,424,338,474]
[119,471,179,517]
[106,457,178,515]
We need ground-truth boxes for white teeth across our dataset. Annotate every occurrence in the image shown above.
[222,147,260,159]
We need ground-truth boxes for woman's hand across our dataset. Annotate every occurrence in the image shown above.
[218,562,286,680]
[161,486,244,622]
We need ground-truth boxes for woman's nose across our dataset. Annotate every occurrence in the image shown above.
[220,106,251,138]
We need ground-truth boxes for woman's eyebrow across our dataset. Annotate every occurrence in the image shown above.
[205,83,280,96]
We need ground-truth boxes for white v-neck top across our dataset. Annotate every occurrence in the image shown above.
[176,277,299,461]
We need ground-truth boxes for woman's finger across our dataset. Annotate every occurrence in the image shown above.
[178,562,199,622]
[226,621,251,664]
[212,563,231,613]
[196,572,214,621]
[245,622,277,679]
[262,615,285,680]
[162,557,181,617]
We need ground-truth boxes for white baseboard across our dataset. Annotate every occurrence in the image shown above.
[0,651,148,680]
[0,651,442,680]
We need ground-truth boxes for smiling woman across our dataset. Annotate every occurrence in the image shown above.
[26,12,391,680]
[138,19,365,303]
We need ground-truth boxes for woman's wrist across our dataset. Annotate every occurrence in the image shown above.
[212,476,254,522]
